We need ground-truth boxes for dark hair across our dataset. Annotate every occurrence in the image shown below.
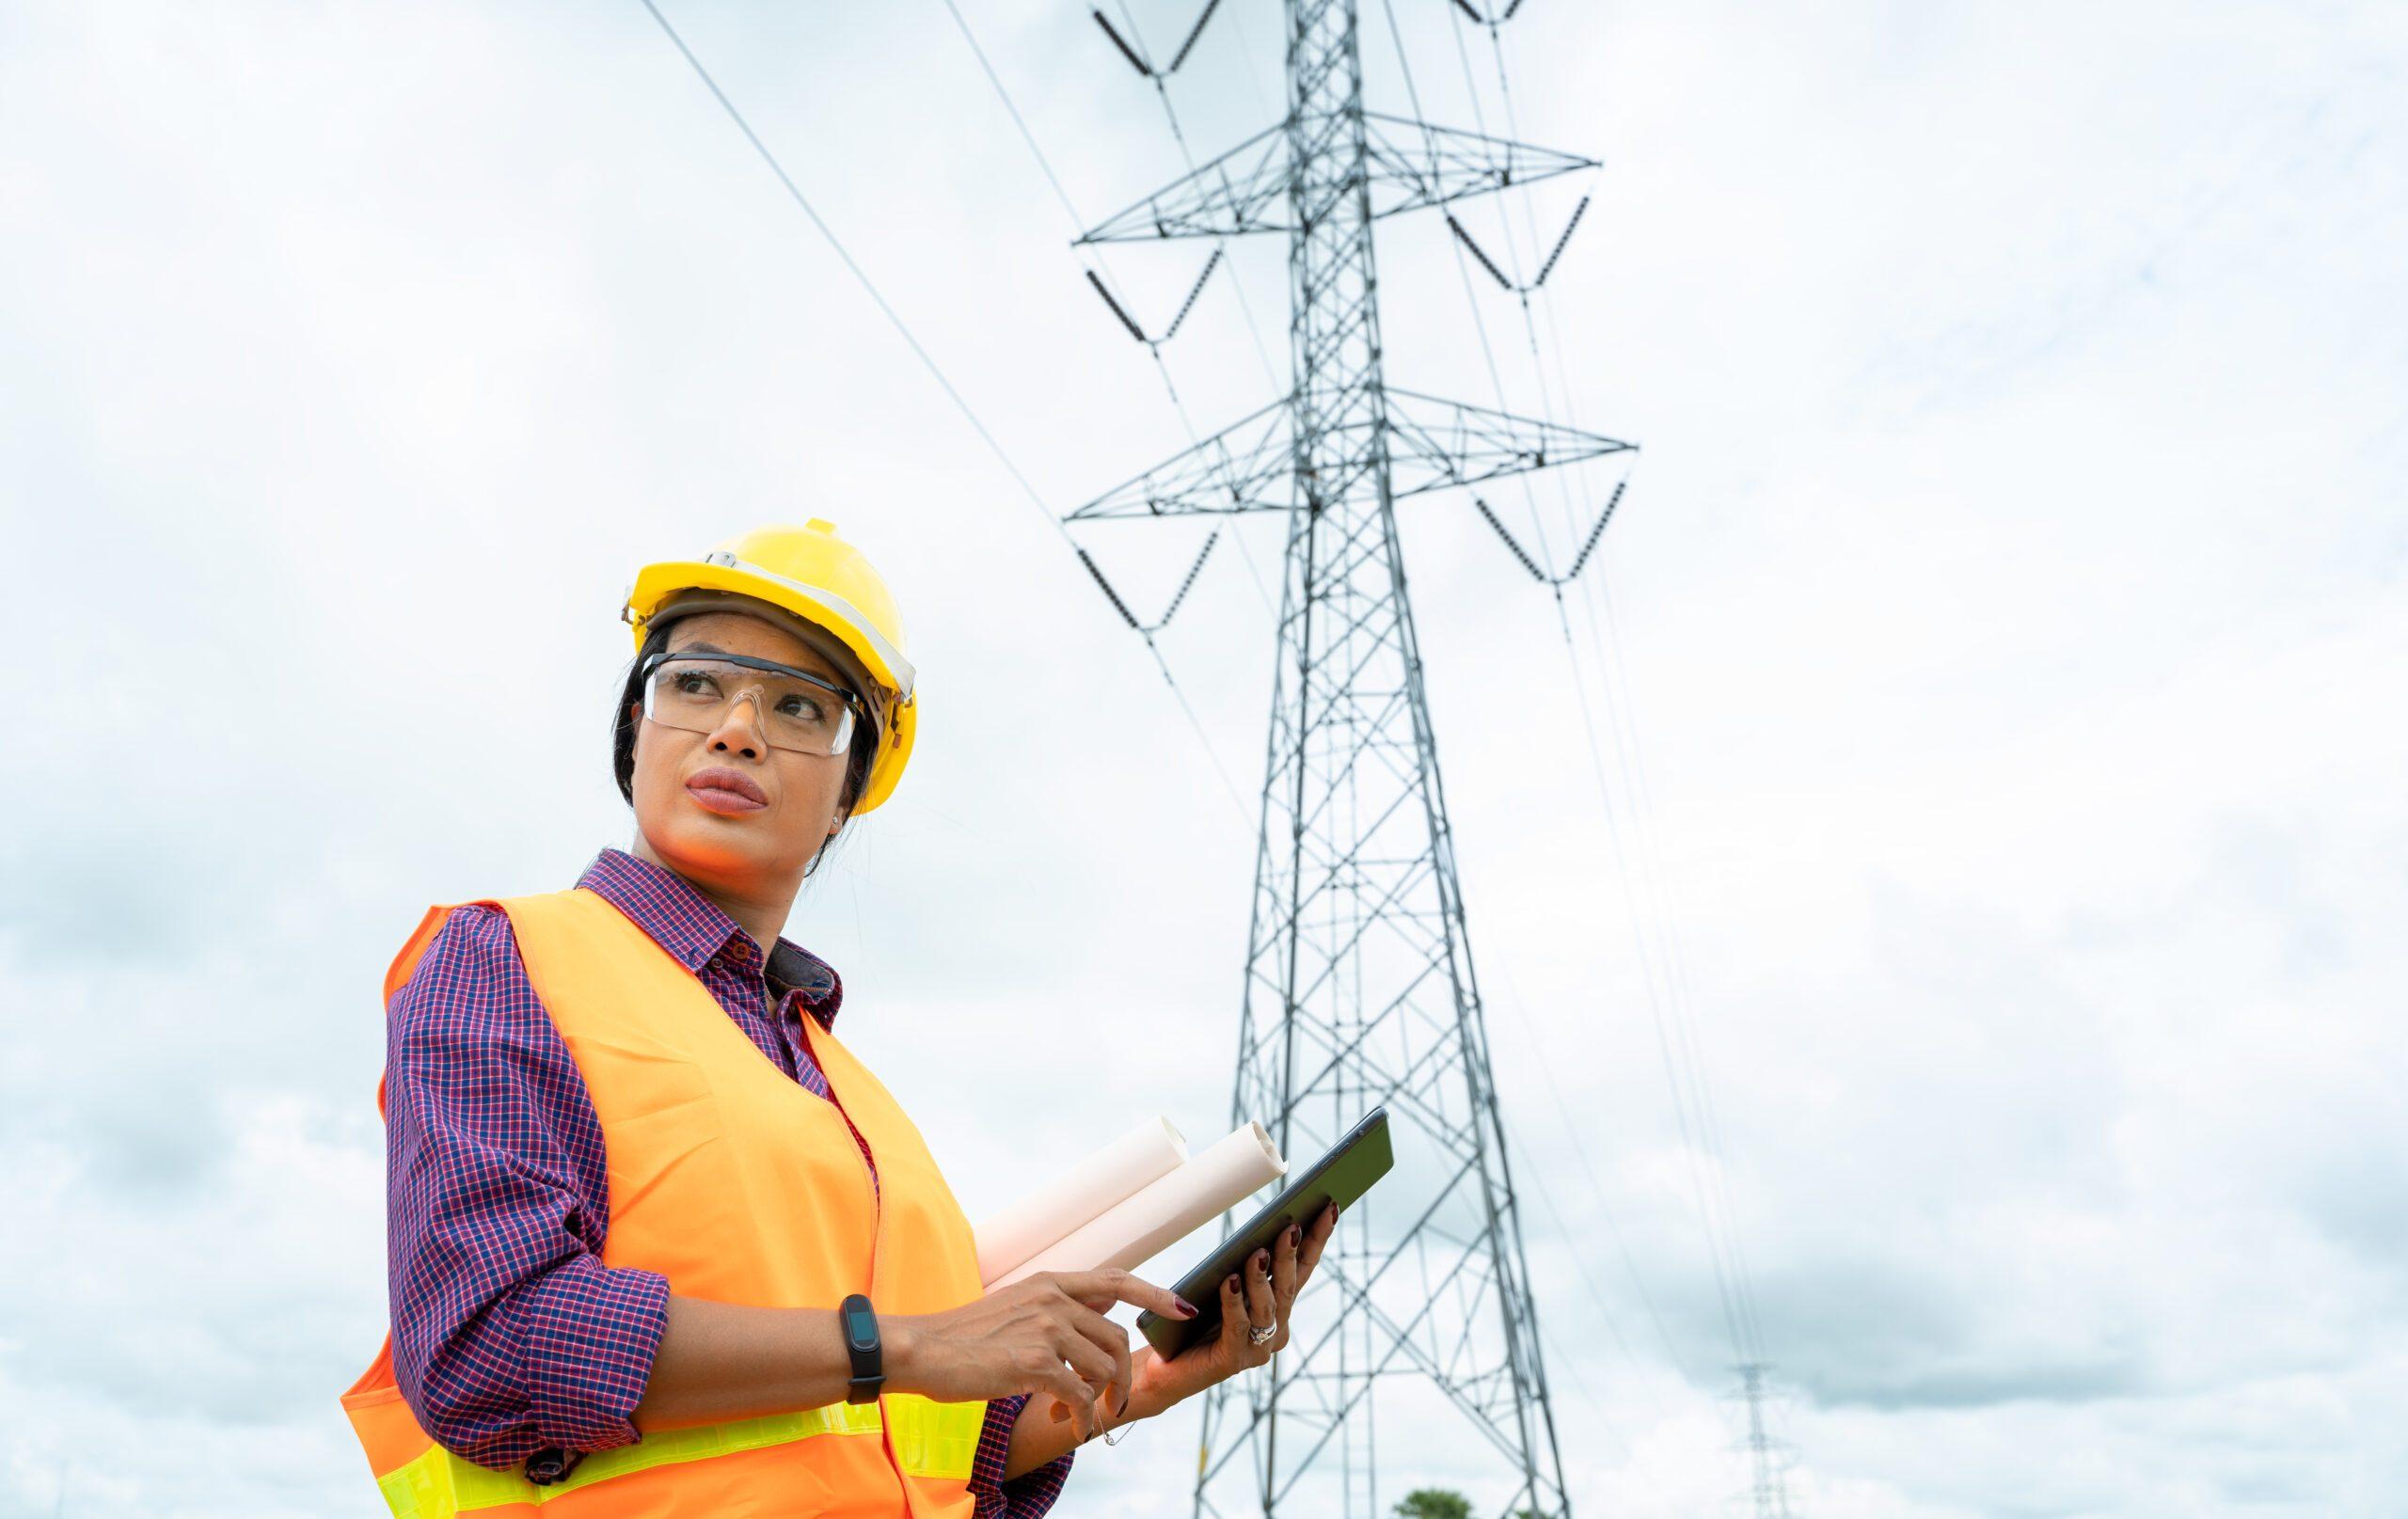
[613,617,874,875]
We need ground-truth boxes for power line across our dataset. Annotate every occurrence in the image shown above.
[633,0,1254,819]
[1494,964,1695,1395]
[930,0,1279,618]
[1386,0,1782,1401]
[1103,0,1285,393]
[1464,8,1782,1371]
[1075,0,1297,619]
[1489,1128,1646,1460]
[937,0,1084,229]
[1443,0,1779,1375]
[637,0,1050,532]
[1374,0,1587,602]
[1456,39,1802,1508]
[1375,0,1788,1434]
[1381,0,1758,1364]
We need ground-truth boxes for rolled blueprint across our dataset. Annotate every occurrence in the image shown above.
[992,1121,1287,1288]
[975,1116,1190,1287]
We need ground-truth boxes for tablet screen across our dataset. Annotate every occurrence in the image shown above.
[1135,1106,1393,1359]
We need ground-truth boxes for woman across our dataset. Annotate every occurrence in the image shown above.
[340,521,1339,1518]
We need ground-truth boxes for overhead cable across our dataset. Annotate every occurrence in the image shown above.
[635,0,1253,818]
[933,0,1277,617]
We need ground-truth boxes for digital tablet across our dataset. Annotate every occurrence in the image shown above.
[1135,1106,1393,1359]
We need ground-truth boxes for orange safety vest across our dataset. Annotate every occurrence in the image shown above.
[341,886,990,1518]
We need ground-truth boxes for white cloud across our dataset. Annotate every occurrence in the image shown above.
[0,0,2400,1514]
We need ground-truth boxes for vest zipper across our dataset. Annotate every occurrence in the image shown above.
[788,1007,883,1266]
[793,1015,918,1511]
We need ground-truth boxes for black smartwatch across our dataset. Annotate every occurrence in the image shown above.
[839,1292,883,1403]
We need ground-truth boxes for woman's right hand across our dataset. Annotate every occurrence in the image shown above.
[883,1269,1197,1439]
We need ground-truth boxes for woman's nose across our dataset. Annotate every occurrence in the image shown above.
[706,688,769,755]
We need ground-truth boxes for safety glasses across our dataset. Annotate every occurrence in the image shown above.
[637,650,867,758]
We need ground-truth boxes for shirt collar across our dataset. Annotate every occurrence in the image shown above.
[578,847,843,1022]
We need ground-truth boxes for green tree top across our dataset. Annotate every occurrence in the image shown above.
[1393,1489,1473,1519]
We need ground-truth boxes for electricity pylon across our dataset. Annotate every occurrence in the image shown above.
[1069,4,1633,1517]
[1737,1364,1795,1519]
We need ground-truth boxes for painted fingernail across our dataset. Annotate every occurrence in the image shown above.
[1174,1294,1199,1318]
[1226,1274,1241,1293]
[1286,1225,1301,1247]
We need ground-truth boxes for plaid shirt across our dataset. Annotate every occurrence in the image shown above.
[383,846,1072,1515]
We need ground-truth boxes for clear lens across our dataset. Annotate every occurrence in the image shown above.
[642,656,857,756]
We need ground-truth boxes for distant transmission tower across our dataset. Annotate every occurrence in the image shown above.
[1068,4,1633,1515]
[1737,1363,1795,1519]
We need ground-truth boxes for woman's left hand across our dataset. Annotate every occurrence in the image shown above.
[1119,1199,1339,1424]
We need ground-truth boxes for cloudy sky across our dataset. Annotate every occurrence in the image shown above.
[1,0,2401,1514]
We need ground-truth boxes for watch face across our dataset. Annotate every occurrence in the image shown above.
[846,1306,876,1346]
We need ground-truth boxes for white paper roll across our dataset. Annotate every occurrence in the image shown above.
[993,1121,1286,1288]
[974,1116,1188,1287]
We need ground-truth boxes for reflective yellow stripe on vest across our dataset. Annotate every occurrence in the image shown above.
[374,1397,985,1517]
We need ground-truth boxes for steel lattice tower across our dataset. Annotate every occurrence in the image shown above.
[1738,1364,1795,1519]
[1069,3,1632,1515]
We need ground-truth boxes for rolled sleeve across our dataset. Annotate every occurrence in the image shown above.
[515,1253,672,1453]
[968,1394,1074,1519]
[386,904,666,1468]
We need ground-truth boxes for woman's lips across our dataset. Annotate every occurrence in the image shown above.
[686,767,768,815]
[687,786,766,815]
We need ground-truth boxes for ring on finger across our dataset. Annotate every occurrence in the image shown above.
[1246,1321,1276,1346]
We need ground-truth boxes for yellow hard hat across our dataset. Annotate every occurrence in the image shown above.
[623,520,917,815]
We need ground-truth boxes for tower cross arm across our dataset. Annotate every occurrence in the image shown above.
[1384,388,1634,498]
[1360,112,1596,220]
[1076,113,1596,244]
[1076,122,1291,244]
[1065,396,1300,520]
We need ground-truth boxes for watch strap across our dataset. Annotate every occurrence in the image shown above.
[839,1292,883,1403]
